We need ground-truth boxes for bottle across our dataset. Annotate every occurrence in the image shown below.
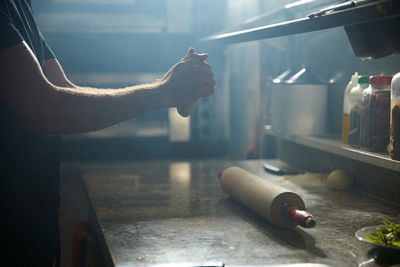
[388,72,400,160]
[342,72,358,145]
[348,75,369,148]
[360,75,392,152]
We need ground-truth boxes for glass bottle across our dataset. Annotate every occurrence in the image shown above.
[348,75,369,148]
[388,72,400,160]
[360,75,392,152]
[342,72,358,145]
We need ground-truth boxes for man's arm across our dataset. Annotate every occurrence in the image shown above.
[0,42,215,135]
[43,58,76,88]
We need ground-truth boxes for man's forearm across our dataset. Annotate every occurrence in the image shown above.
[0,42,175,135]
[32,80,169,134]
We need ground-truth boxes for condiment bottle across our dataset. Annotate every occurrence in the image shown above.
[388,72,400,160]
[360,75,392,152]
[348,75,369,148]
[342,72,358,145]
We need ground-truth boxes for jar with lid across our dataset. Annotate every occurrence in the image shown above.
[388,73,400,160]
[359,75,392,152]
[348,75,369,148]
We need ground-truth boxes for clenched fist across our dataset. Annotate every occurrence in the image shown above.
[161,48,216,107]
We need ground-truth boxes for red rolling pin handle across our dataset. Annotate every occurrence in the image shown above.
[286,205,316,228]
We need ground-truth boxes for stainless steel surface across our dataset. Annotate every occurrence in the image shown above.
[78,159,400,266]
[269,68,328,137]
[202,0,400,45]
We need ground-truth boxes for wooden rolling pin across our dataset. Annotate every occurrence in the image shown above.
[219,166,316,228]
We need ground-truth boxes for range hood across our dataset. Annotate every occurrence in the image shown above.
[343,1,400,58]
[203,0,400,59]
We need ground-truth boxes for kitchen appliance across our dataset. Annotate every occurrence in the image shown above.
[269,67,328,137]
[309,0,400,59]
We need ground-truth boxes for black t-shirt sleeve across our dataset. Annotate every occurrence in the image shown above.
[0,10,24,53]
[40,31,56,60]
[25,0,55,60]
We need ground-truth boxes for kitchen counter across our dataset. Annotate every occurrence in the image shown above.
[75,159,400,267]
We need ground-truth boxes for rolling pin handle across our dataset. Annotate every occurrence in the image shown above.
[286,205,316,228]
[303,216,317,228]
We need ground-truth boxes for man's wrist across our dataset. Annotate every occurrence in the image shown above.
[155,80,175,108]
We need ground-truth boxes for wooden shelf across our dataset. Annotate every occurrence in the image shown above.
[264,127,400,172]
[202,0,399,44]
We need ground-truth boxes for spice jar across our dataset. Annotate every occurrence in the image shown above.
[388,73,400,160]
[360,75,392,152]
[348,75,369,148]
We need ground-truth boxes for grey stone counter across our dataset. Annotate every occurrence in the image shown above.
[78,159,400,267]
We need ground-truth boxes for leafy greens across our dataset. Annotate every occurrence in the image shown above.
[367,216,400,248]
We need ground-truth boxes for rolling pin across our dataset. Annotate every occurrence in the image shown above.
[219,166,316,228]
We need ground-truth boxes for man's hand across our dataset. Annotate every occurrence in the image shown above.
[161,48,216,107]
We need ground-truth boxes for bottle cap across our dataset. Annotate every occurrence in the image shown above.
[358,75,369,84]
[351,72,359,81]
[369,75,392,86]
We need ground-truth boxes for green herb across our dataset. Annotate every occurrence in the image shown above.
[367,216,400,248]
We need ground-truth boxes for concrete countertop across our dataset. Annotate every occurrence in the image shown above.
[77,159,400,267]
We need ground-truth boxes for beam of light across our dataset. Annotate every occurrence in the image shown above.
[54,0,136,4]
[287,67,306,83]
[285,0,315,9]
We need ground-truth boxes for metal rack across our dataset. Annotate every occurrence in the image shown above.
[204,0,400,167]
[202,0,399,44]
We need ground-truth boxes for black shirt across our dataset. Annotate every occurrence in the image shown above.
[0,0,55,65]
[0,1,61,265]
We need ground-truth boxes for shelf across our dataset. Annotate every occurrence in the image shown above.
[265,127,400,172]
[202,0,399,44]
